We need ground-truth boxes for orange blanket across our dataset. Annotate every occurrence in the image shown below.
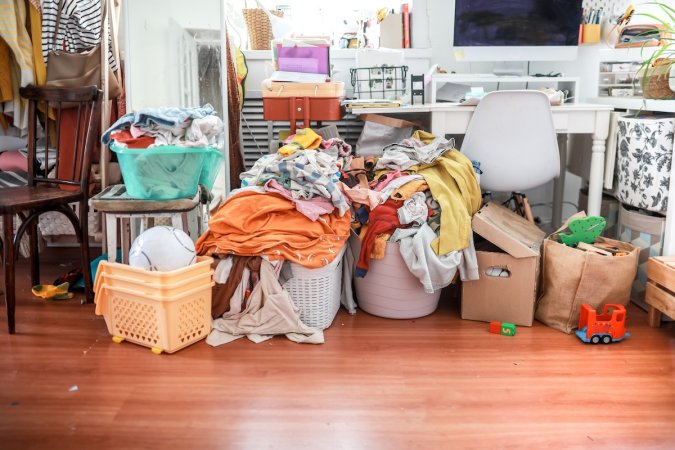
[196,191,351,268]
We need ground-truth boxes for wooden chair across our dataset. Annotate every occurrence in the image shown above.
[0,85,101,334]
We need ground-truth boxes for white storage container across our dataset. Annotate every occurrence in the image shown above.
[351,236,441,319]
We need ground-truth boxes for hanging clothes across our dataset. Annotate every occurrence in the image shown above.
[0,37,12,103]
[225,30,244,190]
[27,2,46,86]
[0,0,35,132]
[41,0,118,70]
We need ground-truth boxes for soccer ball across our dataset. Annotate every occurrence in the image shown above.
[128,226,196,271]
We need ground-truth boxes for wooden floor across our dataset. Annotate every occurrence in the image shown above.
[1,249,674,449]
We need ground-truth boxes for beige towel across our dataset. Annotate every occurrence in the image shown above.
[207,260,324,346]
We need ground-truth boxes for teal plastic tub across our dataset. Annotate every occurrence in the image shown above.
[111,144,215,200]
[199,148,223,191]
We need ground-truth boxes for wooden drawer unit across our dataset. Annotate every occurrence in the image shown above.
[646,256,675,327]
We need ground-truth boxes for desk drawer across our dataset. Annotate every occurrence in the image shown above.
[263,97,343,122]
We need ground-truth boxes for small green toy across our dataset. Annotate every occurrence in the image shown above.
[558,216,606,247]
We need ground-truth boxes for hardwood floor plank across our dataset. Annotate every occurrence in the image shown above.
[1,248,674,449]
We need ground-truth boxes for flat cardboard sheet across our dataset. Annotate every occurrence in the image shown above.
[471,202,546,259]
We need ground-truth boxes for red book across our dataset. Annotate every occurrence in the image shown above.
[401,3,410,48]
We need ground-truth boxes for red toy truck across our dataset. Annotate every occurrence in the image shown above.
[575,304,630,344]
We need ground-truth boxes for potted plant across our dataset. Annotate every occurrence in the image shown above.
[637,2,675,99]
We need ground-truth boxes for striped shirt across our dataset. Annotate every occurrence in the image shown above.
[41,0,118,71]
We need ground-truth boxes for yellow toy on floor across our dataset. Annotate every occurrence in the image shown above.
[31,282,73,300]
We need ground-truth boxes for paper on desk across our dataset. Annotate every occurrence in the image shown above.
[436,82,471,103]
[269,71,330,83]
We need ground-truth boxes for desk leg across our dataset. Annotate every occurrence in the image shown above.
[552,134,567,229]
[587,136,606,217]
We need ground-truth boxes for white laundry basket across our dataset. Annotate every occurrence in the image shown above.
[283,245,346,330]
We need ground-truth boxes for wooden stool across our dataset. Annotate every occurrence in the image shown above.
[645,256,675,327]
[90,185,203,263]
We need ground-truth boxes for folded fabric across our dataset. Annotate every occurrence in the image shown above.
[0,150,27,172]
[110,130,155,148]
[264,179,335,221]
[390,178,428,201]
[278,128,322,156]
[196,190,350,269]
[0,135,26,152]
[375,134,455,171]
[101,104,217,144]
[207,259,324,346]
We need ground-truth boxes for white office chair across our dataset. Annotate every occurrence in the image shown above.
[461,90,560,222]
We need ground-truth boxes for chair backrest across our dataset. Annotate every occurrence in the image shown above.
[19,85,101,192]
[461,90,560,192]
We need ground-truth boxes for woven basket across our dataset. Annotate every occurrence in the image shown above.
[641,59,675,100]
[242,8,283,50]
[282,245,346,330]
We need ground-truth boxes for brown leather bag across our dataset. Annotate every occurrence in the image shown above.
[45,0,121,100]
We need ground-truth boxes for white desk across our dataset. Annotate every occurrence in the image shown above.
[349,103,613,227]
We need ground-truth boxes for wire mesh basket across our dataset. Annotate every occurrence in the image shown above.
[350,65,408,100]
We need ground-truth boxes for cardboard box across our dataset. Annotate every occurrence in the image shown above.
[461,202,546,326]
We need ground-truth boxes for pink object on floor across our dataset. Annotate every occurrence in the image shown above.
[0,150,28,172]
[350,234,441,319]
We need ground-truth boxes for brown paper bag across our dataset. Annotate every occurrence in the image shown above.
[535,213,639,334]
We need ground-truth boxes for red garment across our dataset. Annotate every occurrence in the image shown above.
[110,130,155,148]
[356,199,404,277]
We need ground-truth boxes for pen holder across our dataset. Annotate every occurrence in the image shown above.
[582,24,601,44]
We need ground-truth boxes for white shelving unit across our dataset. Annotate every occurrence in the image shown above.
[430,74,580,103]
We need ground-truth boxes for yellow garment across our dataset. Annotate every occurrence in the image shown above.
[278,128,322,156]
[390,179,428,201]
[196,190,350,269]
[0,37,12,102]
[410,149,482,255]
[32,282,73,300]
[370,233,391,260]
[0,0,35,131]
[412,130,436,145]
[28,3,46,86]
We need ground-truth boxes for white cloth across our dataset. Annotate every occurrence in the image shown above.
[398,192,428,226]
[375,136,455,171]
[207,259,324,346]
[391,223,479,294]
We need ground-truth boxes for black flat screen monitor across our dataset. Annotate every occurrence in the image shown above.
[453,0,584,61]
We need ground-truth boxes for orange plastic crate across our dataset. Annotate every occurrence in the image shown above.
[94,257,214,354]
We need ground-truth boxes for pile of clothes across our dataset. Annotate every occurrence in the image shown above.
[342,130,483,293]
[196,125,482,346]
[196,128,355,346]
[101,104,223,149]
